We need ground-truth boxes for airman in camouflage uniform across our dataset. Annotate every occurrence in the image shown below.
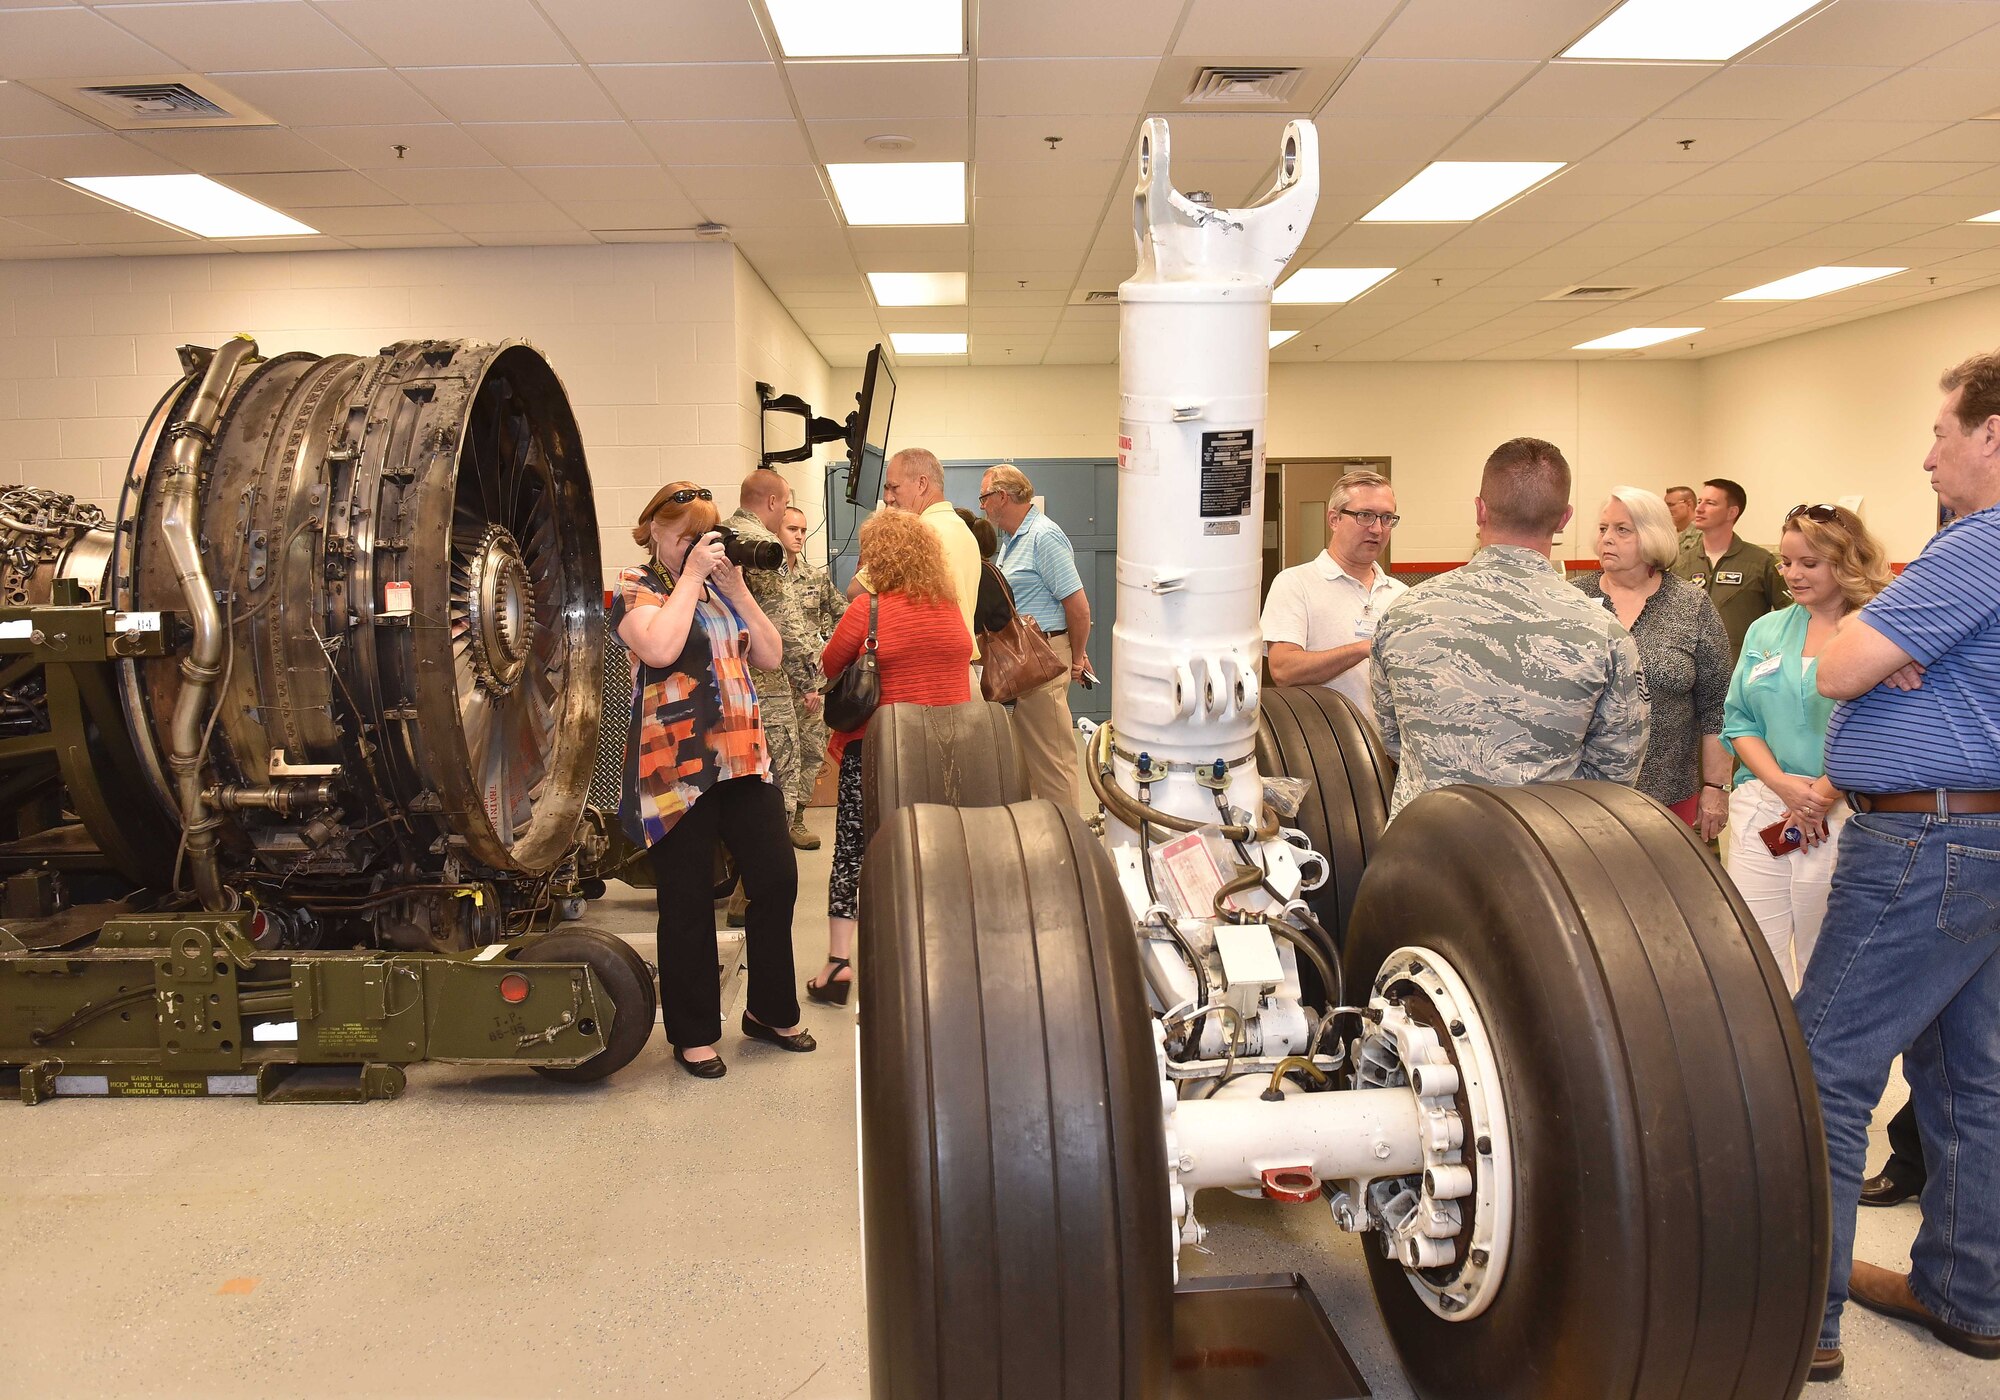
[726,472,822,850]
[781,504,846,833]
[1369,438,1650,820]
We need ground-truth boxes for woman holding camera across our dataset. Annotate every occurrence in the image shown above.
[1721,503,1892,990]
[806,510,973,1004]
[613,480,814,1078]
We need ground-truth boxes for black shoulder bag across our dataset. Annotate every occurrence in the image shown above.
[821,594,881,731]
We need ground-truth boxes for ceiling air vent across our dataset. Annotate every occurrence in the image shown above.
[1540,283,1654,303]
[1083,290,1118,305]
[1185,66,1304,106]
[23,74,275,130]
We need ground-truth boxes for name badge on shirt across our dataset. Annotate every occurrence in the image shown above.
[1748,654,1782,682]
[1354,613,1377,639]
[1717,570,1744,585]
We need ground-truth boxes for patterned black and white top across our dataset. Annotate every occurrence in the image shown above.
[1573,570,1731,807]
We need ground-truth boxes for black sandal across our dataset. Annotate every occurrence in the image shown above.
[741,1012,817,1053]
[806,957,853,1006]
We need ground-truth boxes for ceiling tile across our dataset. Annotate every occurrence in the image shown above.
[1668,161,1848,196]
[1737,119,1951,162]
[638,121,814,167]
[977,115,1131,162]
[372,165,540,203]
[786,59,967,121]
[0,82,114,140]
[124,127,342,175]
[976,58,1159,118]
[973,196,1101,228]
[1175,0,1400,57]
[1880,124,2000,162]
[1663,65,1894,121]
[1732,193,1900,223]
[1620,192,1768,223]
[808,118,969,163]
[1821,66,2000,122]
[1442,115,1635,162]
[222,169,398,208]
[536,0,772,64]
[301,124,500,170]
[699,195,838,229]
[1914,14,2000,69]
[1370,0,1617,61]
[847,226,970,263]
[669,165,825,200]
[402,67,622,124]
[13,208,196,244]
[1321,59,1540,118]
[520,166,681,201]
[1497,61,1716,119]
[109,1,376,72]
[1808,161,1988,197]
[302,204,452,236]
[0,6,175,78]
[1591,118,1793,163]
[418,201,580,234]
[335,231,476,248]
[1146,112,1300,163]
[1752,0,2000,66]
[0,133,184,178]
[214,69,447,128]
[975,159,1122,200]
[562,196,705,230]
[596,64,791,122]
[0,178,107,218]
[314,0,569,66]
[1312,117,1467,165]
[467,122,656,167]
[979,0,1183,58]
[1556,160,1712,195]
[972,224,1096,253]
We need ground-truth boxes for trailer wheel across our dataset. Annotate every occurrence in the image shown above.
[516,928,658,1084]
[1345,782,1829,1400]
[860,800,1172,1399]
[861,699,1027,851]
[1255,685,1393,945]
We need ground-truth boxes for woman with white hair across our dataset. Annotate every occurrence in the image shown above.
[1573,486,1735,836]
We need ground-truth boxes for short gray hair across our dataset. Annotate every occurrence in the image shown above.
[1328,469,1392,516]
[889,446,944,489]
[1606,486,1680,570]
[984,463,1033,502]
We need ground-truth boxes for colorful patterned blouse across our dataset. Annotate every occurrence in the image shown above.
[610,562,772,848]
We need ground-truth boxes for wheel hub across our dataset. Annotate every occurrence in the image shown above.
[464,525,536,694]
[1344,946,1514,1321]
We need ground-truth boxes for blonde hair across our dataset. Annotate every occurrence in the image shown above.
[1605,486,1680,571]
[1782,507,1892,613]
[859,509,954,603]
[631,481,718,551]
[985,463,1033,502]
[1328,469,1391,515]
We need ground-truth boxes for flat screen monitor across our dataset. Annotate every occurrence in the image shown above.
[845,343,895,506]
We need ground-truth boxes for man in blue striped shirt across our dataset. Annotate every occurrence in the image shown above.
[1797,349,2000,1381]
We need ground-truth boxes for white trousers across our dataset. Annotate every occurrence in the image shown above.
[1726,778,1848,993]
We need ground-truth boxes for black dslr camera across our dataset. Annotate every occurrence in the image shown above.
[712,525,784,572]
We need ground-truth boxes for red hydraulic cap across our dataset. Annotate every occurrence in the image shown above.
[498,971,531,1004]
[1260,1167,1321,1204]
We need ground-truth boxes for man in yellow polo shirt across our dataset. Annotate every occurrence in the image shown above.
[847,447,981,646]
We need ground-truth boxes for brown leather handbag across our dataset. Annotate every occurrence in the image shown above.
[978,566,1068,703]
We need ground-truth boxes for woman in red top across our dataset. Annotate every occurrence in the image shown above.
[806,510,973,1003]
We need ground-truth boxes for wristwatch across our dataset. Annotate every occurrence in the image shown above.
[1702,781,1732,793]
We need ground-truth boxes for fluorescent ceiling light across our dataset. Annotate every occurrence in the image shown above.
[64,173,316,238]
[1970,208,2000,223]
[1273,267,1396,303]
[826,162,964,226]
[766,0,962,58]
[1725,266,1904,301]
[1573,327,1703,351]
[1562,0,1822,62]
[1270,330,1299,348]
[868,272,967,306]
[1361,163,1564,223]
[890,332,966,355]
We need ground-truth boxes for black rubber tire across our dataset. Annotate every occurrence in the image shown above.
[515,928,658,1084]
[859,800,1172,1399]
[1255,685,1393,945]
[861,699,1027,852]
[1344,782,1830,1400]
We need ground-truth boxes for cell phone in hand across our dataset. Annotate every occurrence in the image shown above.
[1758,818,1802,857]
[1077,663,1099,689]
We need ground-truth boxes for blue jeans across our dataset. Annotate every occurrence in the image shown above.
[1793,809,2000,1349]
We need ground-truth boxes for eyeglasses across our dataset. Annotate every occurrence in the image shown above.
[977,489,1006,503]
[1786,503,1839,523]
[1338,508,1401,528]
[663,487,713,505]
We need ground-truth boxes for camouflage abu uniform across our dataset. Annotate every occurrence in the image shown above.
[1369,545,1650,820]
[784,556,845,808]
[725,507,821,814]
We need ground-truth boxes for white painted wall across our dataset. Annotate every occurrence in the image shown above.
[0,242,831,587]
[1696,283,2000,564]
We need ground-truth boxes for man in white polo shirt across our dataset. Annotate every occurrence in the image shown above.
[1260,469,1406,716]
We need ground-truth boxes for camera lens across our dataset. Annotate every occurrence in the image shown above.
[716,527,784,571]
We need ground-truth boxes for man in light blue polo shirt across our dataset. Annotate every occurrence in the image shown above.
[981,463,1090,810]
[1800,348,2000,1382]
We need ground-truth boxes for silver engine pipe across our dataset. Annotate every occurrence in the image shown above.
[160,335,257,910]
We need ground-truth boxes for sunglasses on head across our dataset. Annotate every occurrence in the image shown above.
[1786,503,1839,523]
[663,487,713,505]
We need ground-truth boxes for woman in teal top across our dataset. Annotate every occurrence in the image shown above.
[1720,504,1891,990]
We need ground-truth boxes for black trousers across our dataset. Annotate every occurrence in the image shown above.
[1883,1090,1928,1186]
[645,776,801,1050]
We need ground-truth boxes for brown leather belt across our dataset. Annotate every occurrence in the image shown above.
[1850,790,2000,815]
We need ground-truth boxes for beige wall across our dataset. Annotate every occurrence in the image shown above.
[895,359,1703,564]
[1696,284,2000,564]
[0,242,831,587]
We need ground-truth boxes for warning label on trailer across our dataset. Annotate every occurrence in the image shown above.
[1199,430,1254,517]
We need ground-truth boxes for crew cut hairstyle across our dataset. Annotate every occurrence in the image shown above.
[1783,506,1893,613]
[1941,347,2000,432]
[985,462,1033,502]
[889,446,946,489]
[1480,438,1571,536]
[1703,477,1748,517]
[1328,469,1392,517]
[1606,486,1680,571]
[739,467,787,510]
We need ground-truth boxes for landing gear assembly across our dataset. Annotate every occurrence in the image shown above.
[855,118,1829,1399]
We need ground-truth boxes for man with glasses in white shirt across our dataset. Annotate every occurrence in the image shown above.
[1260,469,1408,718]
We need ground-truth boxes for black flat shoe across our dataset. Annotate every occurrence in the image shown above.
[741,1013,816,1053]
[673,1046,727,1079]
[807,956,853,1006]
[1859,1171,1923,1207]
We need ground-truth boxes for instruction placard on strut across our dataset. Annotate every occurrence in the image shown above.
[1199,429,1254,517]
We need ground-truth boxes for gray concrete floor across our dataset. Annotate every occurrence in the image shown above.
[2,807,1990,1398]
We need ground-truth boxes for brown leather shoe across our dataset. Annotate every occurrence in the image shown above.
[1849,1261,2000,1361]
[1859,1170,1923,1208]
[1807,1347,1843,1383]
